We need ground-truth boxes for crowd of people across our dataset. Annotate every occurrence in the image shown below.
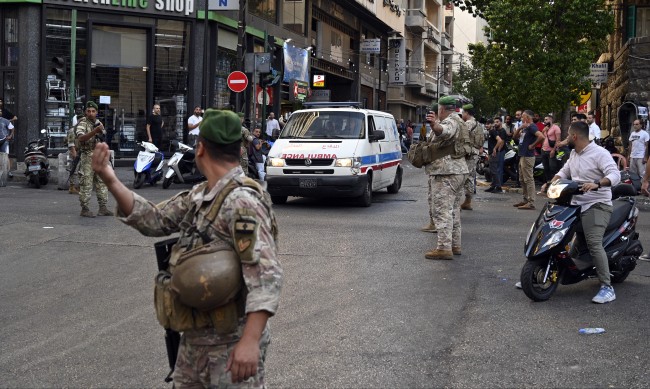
[416,97,650,305]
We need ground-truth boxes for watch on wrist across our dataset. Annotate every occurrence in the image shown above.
[594,180,601,188]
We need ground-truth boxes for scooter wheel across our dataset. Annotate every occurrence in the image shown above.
[162,177,172,189]
[133,173,145,189]
[520,259,561,302]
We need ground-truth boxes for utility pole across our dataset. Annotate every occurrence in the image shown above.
[236,0,246,116]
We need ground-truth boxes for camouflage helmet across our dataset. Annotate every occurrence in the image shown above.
[170,244,242,311]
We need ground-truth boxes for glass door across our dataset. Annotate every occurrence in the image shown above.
[90,25,148,154]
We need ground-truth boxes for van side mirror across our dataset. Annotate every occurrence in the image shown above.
[369,130,385,142]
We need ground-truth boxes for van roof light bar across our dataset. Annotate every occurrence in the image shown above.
[302,102,362,109]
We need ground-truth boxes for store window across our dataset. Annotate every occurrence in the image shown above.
[250,0,277,23]
[154,19,191,150]
[214,49,237,109]
[283,0,305,34]
[1,8,18,118]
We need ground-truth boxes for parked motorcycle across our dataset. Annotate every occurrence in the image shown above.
[162,141,205,189]
[476,148,488,176]
[23,129,51,188]
[520,179,643,302]
[133,141,165,189]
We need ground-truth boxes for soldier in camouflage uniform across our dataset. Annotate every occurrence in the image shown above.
[460,104,484,210]
[66,122,81,194]
[91,109,282,388]
[424,96,469,260]
[238,112,254,176]
[75,101,113,218]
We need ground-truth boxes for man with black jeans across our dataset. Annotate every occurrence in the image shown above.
[146,104,164,148]
[485,117,507,193]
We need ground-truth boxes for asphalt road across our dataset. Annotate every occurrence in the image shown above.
[1,160,649,388]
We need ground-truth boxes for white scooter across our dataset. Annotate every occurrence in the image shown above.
[162,141,205,189]
[133,141,165,189]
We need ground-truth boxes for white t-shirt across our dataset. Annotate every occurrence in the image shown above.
[266,118,280,137]
[188,115,202,136]
[589,122,601,140]
[629,130,649,158]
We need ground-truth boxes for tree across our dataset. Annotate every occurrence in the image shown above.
[453,0,613,118]
[452,63,500,120]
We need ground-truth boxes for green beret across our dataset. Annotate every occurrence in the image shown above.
[236,112,245,118]
[85,101,98,110]
[199,109,241,144]
[438,96,457,106]
[462,104,474,111]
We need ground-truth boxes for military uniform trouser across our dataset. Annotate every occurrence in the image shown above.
[173,334,268,388]
[429,174,465,250]
[464,155,478,196]
[569,203,613,286]
[78,153,108,208]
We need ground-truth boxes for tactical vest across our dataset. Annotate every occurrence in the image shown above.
[468,120,484,153]
[429,114,473,160]
[154,176,278,335]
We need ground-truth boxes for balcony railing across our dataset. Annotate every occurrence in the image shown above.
[406,68,426,87]
[406,9,426,33]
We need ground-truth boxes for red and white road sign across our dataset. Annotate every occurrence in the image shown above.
[227,71,248,93]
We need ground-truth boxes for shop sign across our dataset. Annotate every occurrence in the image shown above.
[388,37,406,86]
[589,63,608,84]
[310,90,330,102]
[283,44,310,83]
[290,80,309,102]
[256,85,273,105]
[43,0,196,17]
[207,0,238,10]
[360,38,381,54]
[312,74,325,88]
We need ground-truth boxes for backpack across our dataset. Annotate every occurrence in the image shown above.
[448,114,473,159]
[407,115,472,167]
[469,121,485,151]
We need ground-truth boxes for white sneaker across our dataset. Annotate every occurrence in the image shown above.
[515,281,522,289]
[592,285,616,304]
[640,253,650,261]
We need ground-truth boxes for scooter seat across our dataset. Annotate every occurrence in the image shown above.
[606,199,633,233]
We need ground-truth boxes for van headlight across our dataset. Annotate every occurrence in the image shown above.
[268,157,285,167]
[542,228,568,248]
[335,157,361,168]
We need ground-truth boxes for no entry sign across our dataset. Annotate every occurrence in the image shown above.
[227,71,248,93]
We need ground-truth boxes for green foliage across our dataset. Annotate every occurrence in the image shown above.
[452,63,500,120]
[457,0,613,115]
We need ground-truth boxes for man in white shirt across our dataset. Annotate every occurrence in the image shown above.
[587,112,601,143]
[265,112,280,140]
[627,119,649,177]
[554,121,620,303]
[187,106,202,146]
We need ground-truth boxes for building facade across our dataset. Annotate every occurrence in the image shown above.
[598,0,650,147]
[1,0,452,159]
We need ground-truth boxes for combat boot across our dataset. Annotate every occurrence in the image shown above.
[97,206,114,216]
[69,183,79,194]
[420,222,437,233]
[80,207,95,218]
[460,195,472,210]
[425,249,453,260]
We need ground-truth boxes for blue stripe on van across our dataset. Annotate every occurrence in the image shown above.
[359,151,401,166]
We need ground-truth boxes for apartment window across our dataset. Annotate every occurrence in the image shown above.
[250,0,278,24]
[283,0,305,35]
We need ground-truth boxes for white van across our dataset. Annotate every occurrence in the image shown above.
[266,102,403,206]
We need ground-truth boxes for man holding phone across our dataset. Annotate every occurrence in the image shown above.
[75,101,113,218]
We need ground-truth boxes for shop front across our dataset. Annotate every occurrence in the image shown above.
[41,0,195,156]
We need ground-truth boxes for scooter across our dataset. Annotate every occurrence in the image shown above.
[162,141,205,189]
[23,129,51,189]
[476,148,488,176]
[520,179,643,302]
[133,141,164,189]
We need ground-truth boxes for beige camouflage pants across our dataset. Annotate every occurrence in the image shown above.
[78,153,108,208]
[429,174,465,250]
[173,335,268,388]
[464,155,478,196]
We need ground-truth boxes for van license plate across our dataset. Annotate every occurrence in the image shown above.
[299,179,317,188]
[28,165,40,172]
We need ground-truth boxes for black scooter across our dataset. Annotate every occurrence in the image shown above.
[520,179,643,302]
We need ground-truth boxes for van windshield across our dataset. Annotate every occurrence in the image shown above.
[280,111,365,139]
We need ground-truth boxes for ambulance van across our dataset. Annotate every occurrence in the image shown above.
[265,102,403,207]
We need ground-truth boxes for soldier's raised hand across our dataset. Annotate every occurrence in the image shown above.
[92,143,114,180]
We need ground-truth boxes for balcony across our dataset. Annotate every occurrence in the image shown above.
[424,23,441,52]
[406,68,425,87]
[441,32,451,50]
[425,73,436,94]
[406,9,427,33]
